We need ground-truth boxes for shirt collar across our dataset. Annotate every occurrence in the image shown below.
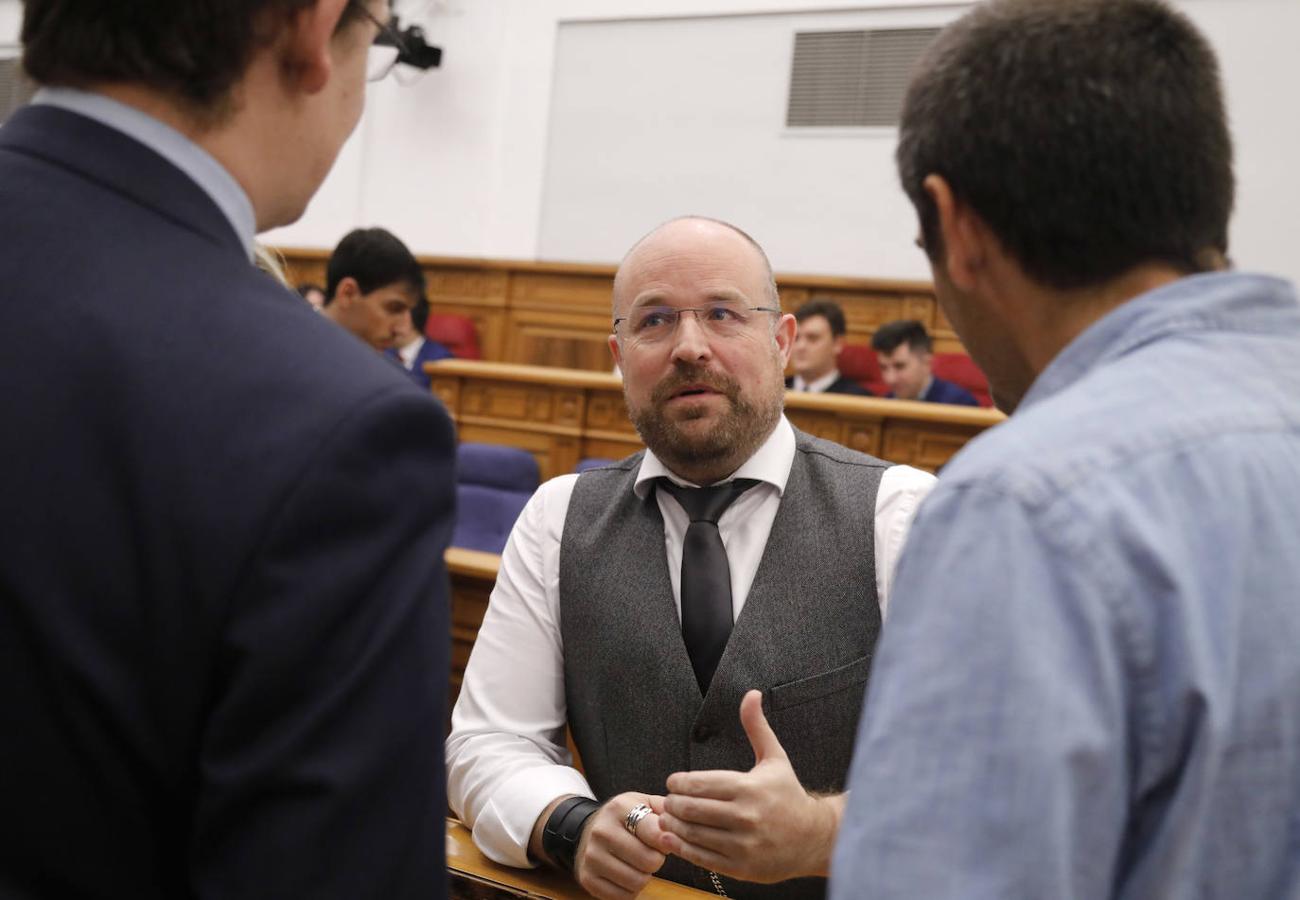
[1019,271,1299,413]
[793,369,842,393]
[32,87,257,261]
[399,336,426,367]
[633,415,795,499]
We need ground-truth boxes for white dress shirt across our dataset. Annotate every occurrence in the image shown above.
[446,417,935,867]
[397,335,426,370]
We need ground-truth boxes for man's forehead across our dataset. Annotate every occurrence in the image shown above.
[614,225,768,310]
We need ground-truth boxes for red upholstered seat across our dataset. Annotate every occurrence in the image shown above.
[932,353,993,407]
[838,344,888,396]
[426,313,481,360]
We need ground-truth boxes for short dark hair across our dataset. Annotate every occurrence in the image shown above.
[897,0,1233,291]
[324,227,425,306]
[871,320,932,355]
[794,298,848,337]
[21,1,369,112]
[410,296,430,335]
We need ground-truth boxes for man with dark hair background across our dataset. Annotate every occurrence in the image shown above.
[0,3,454,898]
[786,299,871,396]
[323,226,426,351]
[870,318,977,405]
[833,1,1300,897]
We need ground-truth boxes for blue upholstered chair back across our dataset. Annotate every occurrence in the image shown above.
[453,443,540,554]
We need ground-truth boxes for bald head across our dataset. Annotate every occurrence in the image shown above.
[612,216,779,317]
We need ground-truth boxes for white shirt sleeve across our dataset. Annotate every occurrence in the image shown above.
[445,474,594,868]
[873,465,937,620]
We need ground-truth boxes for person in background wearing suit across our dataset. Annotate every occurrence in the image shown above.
[0,3,454,899]
[388,294,454,391]
[322,226,424,352]
[871,318,977,405]
[833,1,1300,897]
[447,216,935,900]
[785,299,872,396]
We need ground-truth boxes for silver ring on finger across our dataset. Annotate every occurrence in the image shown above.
[624,802,652,836]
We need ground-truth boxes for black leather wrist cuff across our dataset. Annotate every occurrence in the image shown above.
[541,796,601,873]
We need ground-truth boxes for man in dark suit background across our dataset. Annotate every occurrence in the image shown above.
[871,319,978,405]
[785,298,872,396]
[0,2,454,899]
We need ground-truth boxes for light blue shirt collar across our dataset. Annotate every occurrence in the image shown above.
[1019,270,1296,413]
[32,87,257,261]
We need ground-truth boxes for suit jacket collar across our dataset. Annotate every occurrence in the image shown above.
[0,104,247,260]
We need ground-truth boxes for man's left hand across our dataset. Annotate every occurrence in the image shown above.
[654,689,845,883]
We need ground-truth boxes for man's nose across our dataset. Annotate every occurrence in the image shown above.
[669,311,713,362]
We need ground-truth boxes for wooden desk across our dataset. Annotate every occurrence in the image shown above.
[448,819,715,899]
[428,359,1004,479]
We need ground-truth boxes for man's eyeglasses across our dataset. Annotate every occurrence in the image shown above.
[613,302,782,344]
[351,1,407,82]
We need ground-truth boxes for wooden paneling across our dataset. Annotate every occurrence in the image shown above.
[428,359,1003,480]
[276,248,961,371]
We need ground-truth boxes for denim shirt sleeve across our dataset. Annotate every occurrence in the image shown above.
[830,482,1138,899]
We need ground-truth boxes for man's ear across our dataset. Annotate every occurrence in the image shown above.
[923,174,990,293]
[280,0,351,95]
[608,332,623,372]
[335,276,361,308]
[773,313,797,366]
[832,335,845,358]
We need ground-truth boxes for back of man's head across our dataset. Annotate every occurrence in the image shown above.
[21,1,371,117]
[898,0,1233,291]
[871,320,932,355]
[794,299,847,338]
[325,228,425,306]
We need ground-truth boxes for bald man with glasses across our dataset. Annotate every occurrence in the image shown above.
[447,216,935,900]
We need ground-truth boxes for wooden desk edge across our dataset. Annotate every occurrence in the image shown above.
[447,819,716,898]
[446,547,502,579]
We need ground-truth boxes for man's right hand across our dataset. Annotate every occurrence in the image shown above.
[573,793,669,900]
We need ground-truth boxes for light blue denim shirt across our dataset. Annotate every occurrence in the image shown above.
[31,87,256,261]
[831,271,1300,899]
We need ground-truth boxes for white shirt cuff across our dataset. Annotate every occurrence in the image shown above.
[470,765,596,869]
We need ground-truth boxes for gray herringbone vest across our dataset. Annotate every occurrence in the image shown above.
[559,429,888,899]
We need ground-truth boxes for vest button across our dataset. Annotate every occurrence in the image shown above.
[692,723,713,742]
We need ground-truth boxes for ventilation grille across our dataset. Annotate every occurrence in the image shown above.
[786,28,940,128]
[0,56,36,125]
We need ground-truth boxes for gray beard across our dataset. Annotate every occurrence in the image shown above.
[627,361,784,481]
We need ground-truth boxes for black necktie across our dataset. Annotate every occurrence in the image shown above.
[658,478,761,694]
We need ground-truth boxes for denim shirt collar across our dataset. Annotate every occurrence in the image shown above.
[1019,271,1298,413]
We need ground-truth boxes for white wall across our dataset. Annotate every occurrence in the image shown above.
[0,0,21,48]
[536,5,963,278]
[3,0,1297,284]
[267,0,1300,287]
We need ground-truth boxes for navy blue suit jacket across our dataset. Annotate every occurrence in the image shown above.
[0,106,453,899]
[923,376,980,406]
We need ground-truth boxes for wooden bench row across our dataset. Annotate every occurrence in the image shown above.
[278,249,964,373]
